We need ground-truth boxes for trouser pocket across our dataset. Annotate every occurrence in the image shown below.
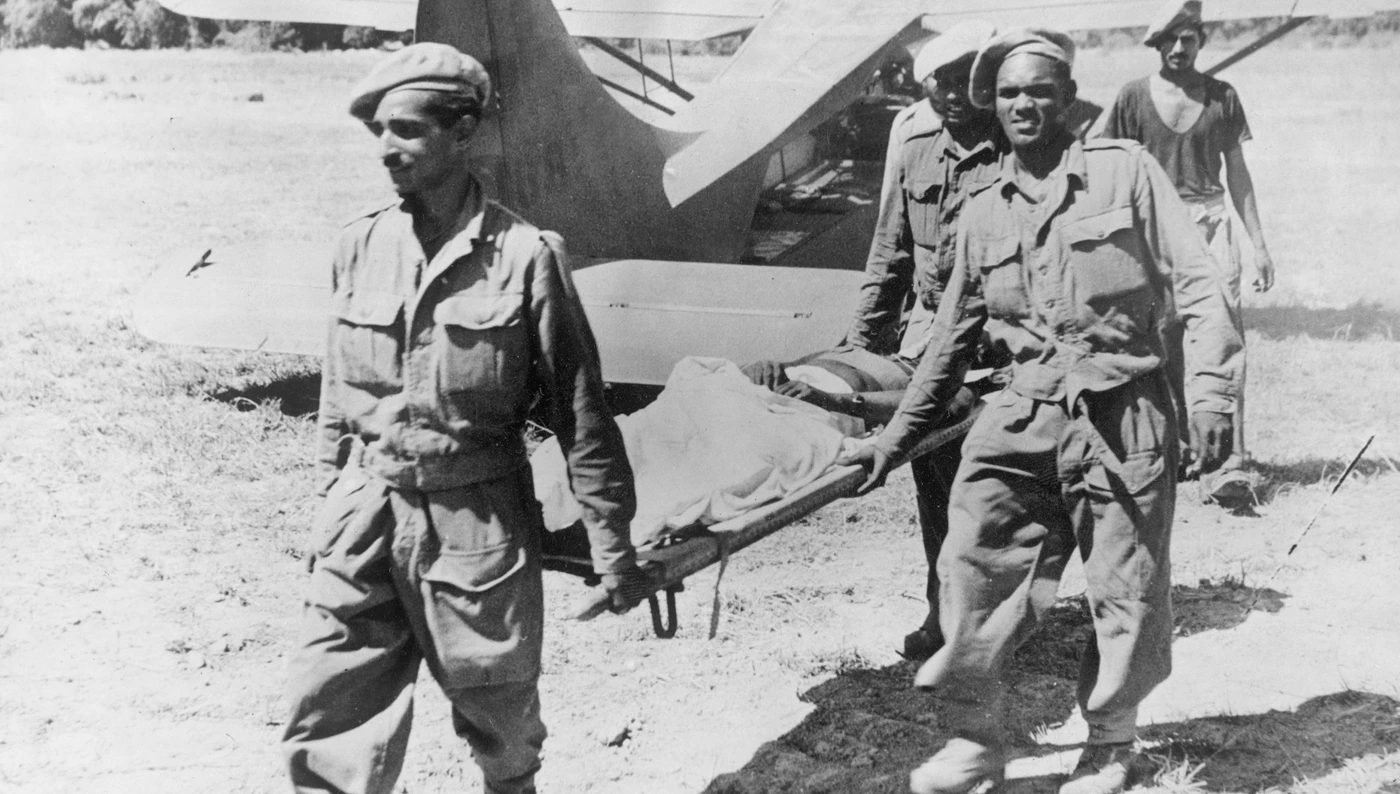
[422,539,543,689]
[309,465,376,570]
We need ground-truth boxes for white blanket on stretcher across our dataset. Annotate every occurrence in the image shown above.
[531,357,854,548]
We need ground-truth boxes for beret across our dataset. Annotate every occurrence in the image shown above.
[349,42,491,122]
[912,19,997,83]
[969,27,1076,109]
[1143,0,1204,47]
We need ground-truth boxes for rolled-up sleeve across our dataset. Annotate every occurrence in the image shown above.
[1133,150,1242,414]
[846,118,915,352]
[530,232,638,574]
[875,221,986,460]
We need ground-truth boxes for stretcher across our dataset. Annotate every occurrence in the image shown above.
[543,395,983,637]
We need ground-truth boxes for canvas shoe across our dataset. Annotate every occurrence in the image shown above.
[909,737,1005,794]
[1058,742,1136,794]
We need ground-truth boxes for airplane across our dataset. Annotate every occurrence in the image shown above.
[137,0,1393,393]
[135,0,1398,632]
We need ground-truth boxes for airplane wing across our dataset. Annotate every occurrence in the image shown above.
[662,0,925,206]
[555,0,772,40]
[133,244,864,385]
[158,0,417,30]
[156,0,775,38]
[134,243,331,356]
[661,0,1388,206]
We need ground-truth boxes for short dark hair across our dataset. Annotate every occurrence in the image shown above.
[421,91,482,129]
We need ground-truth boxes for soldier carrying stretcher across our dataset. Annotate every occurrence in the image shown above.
[843,26,1242,794]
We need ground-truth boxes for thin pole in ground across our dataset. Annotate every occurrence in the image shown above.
[1247,434,1375,613]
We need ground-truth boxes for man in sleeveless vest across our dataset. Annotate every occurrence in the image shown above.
[280,44,647,794]
[1100,0,1276,503]
[842,28,1241,794]
[823,19,1006,662]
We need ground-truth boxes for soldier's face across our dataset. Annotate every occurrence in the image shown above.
[926,58,982,128]
[1157,28,1202,73]
[365,90,463,197]
[994,53,1075,151]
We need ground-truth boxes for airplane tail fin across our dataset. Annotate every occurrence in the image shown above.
[416,0,764,261]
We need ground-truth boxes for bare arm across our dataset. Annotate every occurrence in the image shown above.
[773,381,906,425]
[1223,144,1275,292]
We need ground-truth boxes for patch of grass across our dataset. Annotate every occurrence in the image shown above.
[1145,753,1210,793]
[64,70,108,84]
[791,646,876,678]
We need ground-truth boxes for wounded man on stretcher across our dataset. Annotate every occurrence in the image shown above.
[531,346,988,553]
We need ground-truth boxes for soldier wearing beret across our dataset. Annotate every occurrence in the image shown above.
[280,43,647,794]
[848,20,1004,663]
[1099,0,1275,502]
[749,20,1005,662]
[843,28,1242,794]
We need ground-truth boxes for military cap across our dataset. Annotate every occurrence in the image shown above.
[349,42,491,122]
[1143,0,1204,47]
[912,19,997,83]
[968,27,1076,109]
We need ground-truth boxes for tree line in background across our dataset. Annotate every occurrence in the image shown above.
[2,0,1398,51]
[0,0,406,49]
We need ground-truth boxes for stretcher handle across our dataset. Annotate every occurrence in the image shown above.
[648,588,680,638]
[566,561,667,622]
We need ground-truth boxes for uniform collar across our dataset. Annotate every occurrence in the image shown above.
[904,100,944,137]
[936,123,1006,166]
[995,131,1087,197]
[409,176,498,309]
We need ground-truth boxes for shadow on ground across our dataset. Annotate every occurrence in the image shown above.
[1193,456,1398,514]
[211,372,321,416]
[1244,304,1400,341]
[701,587,1400,794]
[1140,691,1400,792]
[1176,447,1397,515]
[1250,456,1394,494]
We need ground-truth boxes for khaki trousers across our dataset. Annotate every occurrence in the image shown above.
[918,378,1177,746]
[1165,194,1246,460]
[282,463,546,794]
[910,439,963,636]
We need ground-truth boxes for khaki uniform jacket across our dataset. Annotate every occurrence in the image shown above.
[878,137,1243,460]
[846,100,1006,357]
[316,190,637,574]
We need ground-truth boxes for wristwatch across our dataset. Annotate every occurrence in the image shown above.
[846,393,866,418]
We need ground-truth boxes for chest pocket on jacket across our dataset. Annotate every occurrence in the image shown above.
[332,290,403,388]
[907,180,943,247]
[434,292,527,400]
[976,236,1028,319]
[1062,206,1150,304]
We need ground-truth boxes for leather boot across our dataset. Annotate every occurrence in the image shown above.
[900,627,945,662]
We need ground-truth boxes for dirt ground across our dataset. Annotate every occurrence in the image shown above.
[2,41,1400,794]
